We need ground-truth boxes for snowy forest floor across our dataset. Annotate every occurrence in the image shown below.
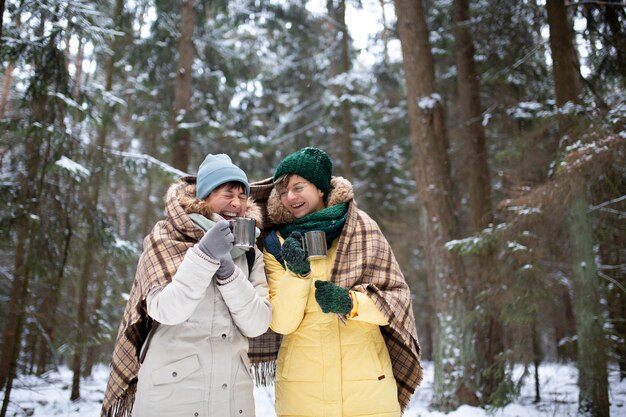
[3,361,626,416]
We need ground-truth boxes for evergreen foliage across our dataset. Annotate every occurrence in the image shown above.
[0,0,623,412]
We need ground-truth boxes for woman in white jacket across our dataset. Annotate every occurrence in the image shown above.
[101,154,271,417]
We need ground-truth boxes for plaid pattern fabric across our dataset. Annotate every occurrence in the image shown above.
[247,178,283,383]
[332,200,423,411]
[249,177,274,249]
[247,328,281,385]
[101,178,202,417]
[248,328,282,364]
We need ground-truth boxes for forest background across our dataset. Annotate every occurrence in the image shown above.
[0,0,624,416]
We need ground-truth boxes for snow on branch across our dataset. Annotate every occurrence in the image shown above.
[557,135,622,174]
[566,1,626,8]
[588,194,626,212]
[598,271,626,294]
[106,149,188,178]
[55,156,90,179]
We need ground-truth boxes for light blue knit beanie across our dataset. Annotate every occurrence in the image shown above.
[196,154,250,200]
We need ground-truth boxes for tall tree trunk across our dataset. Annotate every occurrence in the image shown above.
[141,133,158,237]
[337,0,352,182]
[0,62,14,119]
[327,0,353,180]
[531,321,542,403]
[554,286,577,361]
[0,48,54,414]
[601,229,626,380]
[26,331,37,375]
[599,220,626,381]
[0,14,19,120]
[567,186,609,417]
[37,218,71,374]
[603,4,626,87]
[71,37,85,98]
[0,0,5,39]
[83,255,108,377]
[394,0,476,410]
[546,0,583,106]
[70,238,93,400]
[0,12,57,404]
[452,0,503,405]
[0,214,33,391]
[379,0,390,65]
[171,0,196,172]
[452,0,492,233]
[0,218,33,417]
[70,0,124,400]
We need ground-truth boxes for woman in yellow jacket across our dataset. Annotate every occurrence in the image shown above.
[262,147,422,417]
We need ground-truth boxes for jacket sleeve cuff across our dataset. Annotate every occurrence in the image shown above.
[347,291,359,318]
[191,245,220,266]
[215,267,238,286]
[347,291,389,325]
[293,271,311,279]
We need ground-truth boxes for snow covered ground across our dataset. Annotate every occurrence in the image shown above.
[3,361,626,416]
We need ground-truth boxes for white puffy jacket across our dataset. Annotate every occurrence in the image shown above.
[132,245,271,417]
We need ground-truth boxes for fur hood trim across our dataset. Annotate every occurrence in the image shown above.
[172,177,263,228]
[266,176,354,225]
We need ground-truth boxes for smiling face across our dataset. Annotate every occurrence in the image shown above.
[277,174,325,219]
[204,182,248,220]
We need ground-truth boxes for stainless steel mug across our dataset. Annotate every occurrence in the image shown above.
[230,217,256,249]
[302,230,327,260]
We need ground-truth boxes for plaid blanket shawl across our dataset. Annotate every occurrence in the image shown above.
[336,195,423,410]
[252,176,423,411]
[101,177,262,417]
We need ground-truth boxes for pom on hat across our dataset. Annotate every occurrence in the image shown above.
[196,154,249,200]
[273,147,332,197]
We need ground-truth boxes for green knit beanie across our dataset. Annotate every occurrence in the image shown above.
[273,147,332,197]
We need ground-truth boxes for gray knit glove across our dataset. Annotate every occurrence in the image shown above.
[215,253,235,281]
[197,220,234,260]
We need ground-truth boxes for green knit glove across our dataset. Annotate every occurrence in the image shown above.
[314,280,353,315]
[281,232,310,275]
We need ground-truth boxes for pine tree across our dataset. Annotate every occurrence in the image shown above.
[394,0,476,409]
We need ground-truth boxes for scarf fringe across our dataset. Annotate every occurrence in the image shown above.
[104,381,136,417]
[251,361,276,386]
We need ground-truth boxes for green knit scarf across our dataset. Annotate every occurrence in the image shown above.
[278,203,348,248]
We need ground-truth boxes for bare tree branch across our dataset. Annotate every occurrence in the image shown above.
[566,1,626,7]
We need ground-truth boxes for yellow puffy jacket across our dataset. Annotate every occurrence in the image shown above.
[264,234,401,417]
